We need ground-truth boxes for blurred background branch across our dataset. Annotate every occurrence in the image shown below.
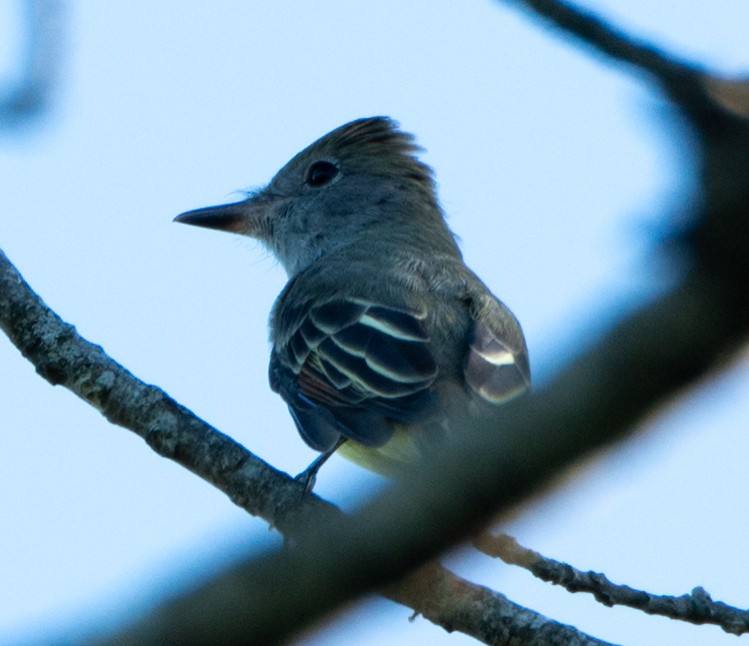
[0,0,65,130]
[1,1,748,645]
[89,0,749,643]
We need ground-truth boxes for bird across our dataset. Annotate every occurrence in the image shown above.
[175,117,530,485]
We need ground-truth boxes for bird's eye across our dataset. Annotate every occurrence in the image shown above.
[306,160,339,187]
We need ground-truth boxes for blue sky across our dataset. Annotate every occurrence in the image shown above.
[1,2,748,644]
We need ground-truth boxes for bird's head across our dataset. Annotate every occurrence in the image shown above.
[175,117,454,276]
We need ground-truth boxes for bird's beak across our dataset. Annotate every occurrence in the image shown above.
[174,196,270,238]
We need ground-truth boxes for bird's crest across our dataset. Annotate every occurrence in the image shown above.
[290,117,436,194]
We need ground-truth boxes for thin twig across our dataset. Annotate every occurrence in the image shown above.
[476,534,749,636]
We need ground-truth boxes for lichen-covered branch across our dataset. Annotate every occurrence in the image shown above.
[0,247,606,646]
[2,1,749,644]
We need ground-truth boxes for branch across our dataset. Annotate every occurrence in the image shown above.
[87,0,749,638]
[476,534,749,635]
[385,563,613,646]
[3,236,748,645]
[501,0,717,113]
[0,247,606,646]
[4,2,749,643]
[502,0,694,73]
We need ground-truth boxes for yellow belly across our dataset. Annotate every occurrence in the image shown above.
[336,426,422,477]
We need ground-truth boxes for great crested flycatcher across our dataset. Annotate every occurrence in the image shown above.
[176,117,529,480]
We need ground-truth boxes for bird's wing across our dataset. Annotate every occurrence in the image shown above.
[464,295,530,404]
[270,298,439,451]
